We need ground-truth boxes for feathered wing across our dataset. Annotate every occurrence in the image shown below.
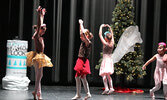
[112,25,143,64]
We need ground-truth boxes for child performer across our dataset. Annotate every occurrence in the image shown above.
[163,47,167,100]
[26,6,53,100]
[71,19,93,100]
[99,24,115,95]
[142,42,167,99]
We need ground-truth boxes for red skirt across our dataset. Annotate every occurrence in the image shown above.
[74,57,91,77]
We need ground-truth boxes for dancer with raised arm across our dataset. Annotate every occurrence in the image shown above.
[26,6,53,100]
[71,19,93,100]
[99,24,115,95]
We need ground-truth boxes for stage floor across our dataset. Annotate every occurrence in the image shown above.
[0,85,165,100]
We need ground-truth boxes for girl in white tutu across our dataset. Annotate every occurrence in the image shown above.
[99,24,115,95]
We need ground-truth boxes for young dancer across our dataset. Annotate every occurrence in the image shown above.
[71,19,93,100]
[142,42,167,99]
[163,46,167,100]
[99,24,115,95]
[26,6,53,100]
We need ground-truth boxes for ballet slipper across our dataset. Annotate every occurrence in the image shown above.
[71,95,81,100]
[84,93,91,100]
[107,88,114,94]
[165,95,167,100]
[150,90,155,98]
[37,93,42,100]
[32,91,37,100]
[102,90,108,95]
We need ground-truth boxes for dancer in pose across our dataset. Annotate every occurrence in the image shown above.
[142,42,167,99]
[163,45,167,100]
[99,24,115,95]
[71,19,93,100]
[26,6,53,100]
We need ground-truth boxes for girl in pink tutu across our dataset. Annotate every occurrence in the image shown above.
[71,19,93,100]
[142,42,167,99]
[99,24,115,95]
[163,46,167,100]
[26,6,53,100]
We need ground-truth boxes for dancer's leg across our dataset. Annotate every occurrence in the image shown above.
[81,75,91,100]
[102,75,109,95]
[71,76,81,100]
[36,67,43,100]
[150,83,161,98]
[32,61,38,99]
[33,61,43,100]
[106,74,114,94]
[163,84,167,100]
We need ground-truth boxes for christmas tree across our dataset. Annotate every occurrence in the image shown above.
[96,0,146,81]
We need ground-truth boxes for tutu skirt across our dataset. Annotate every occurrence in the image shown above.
[74,57,91,77]
[99,54,114,76]
[26,51,53,68]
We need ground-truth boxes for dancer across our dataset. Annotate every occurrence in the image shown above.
[99,24,115,95]
[26,6,53,100]
[142,42,167,99]
[71,19,93,100]
[163,47,167,100]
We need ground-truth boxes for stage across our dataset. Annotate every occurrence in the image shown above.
[0,85,165,100]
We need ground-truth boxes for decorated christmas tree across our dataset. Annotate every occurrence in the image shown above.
[96,0,146,81]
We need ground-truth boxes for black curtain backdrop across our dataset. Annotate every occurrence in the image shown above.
[0,0,166,88]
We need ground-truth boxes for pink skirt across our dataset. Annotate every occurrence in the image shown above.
[74,57,91,77]
[99,54,114,76]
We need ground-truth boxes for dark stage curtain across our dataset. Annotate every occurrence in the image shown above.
[0,0,166,88]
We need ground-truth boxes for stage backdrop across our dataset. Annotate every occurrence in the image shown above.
[0,0,166,88]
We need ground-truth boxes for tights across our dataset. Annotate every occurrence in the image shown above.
[163,84,167,97]
[34,61,43,95]
[102,74,113,91]
[150,83,161,94]
[75,75,91,97]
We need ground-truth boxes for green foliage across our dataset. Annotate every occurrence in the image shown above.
[96,0,146,81]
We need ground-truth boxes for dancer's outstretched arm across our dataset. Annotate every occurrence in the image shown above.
[142,55,156,70]
[106,24,114,45]
[79,19,91,47]
[99,24,108,46]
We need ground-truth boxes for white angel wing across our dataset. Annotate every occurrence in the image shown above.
[112,25,143,63]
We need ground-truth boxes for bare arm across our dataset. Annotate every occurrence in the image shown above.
[106,24,114,47]
[32,31,37,39]
[142,54,157,70]
[36,6,42,35]
[40,38,45,52]
[79,19,85,34]
[79,19,91,47]
[41,8,46,25]
[32,6,46,39]
[99,24,108,46]
[82,32,91,47]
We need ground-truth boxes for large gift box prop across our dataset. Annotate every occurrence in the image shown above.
[2,40,30,90]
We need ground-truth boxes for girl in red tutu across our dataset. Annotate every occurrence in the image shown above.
[99,24,115,95]
[26,6,53,100]
[71,19,93,100]
[142,42,167,99]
